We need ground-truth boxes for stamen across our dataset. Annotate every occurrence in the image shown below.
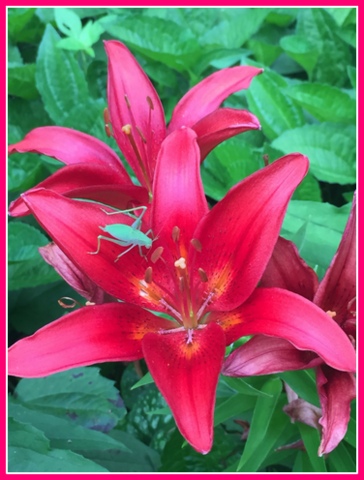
[198,268,208,283]
[144,266,153,284]
[122,124,132,135]
[175,257,187,269]
[326,310,337,318]
[191,238,202,252]
[103,107,111,124]
[146,96,154,110]
[103,108,112,137]
[136,126,147,144]
[172,226,180,242]
[58,297,80,309]
[151,246,164,263]
[196,291,215,320]
[186,329,193,345]
[263,154,269,166]
[159,298,183,323]
[121,124,153,196]
[124,94,131,109]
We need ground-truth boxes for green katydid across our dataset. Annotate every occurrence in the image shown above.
[89,206,153,262]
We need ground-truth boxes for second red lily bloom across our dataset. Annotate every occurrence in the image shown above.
[8,40,261,217]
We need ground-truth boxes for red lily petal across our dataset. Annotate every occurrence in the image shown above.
[314,193,356,325]
[142,322,226,454]
[9,164,147,217]
[317,365,356,456]
[8,126,129,178]
[260,236,319,300]
[169,66,263,132]
[8,303,175,378]
[39,243,114,304]
[210,288,356,373]
[222,335,320,377]
[193,108,261,161]
[105,40,166,188]
[192,154,309,311]
[152,128,208,256]
[21,189,162,311]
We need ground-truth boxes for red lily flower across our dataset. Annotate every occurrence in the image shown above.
[222,194,356,455]
[8,128,356,454]
[8,40,262,217]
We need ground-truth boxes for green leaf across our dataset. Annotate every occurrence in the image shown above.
[246,70,305,141]
[237,378,282,471]
[325,7,356,27]
[344,405,356,448]
[9,398,129,454]
[79,20,104,46]
[280,35,319,79]
[214,393,256,427]
[265,8,297,26]
[293,172,322,202]
[87,429,160,472]
[8,64,38,100]
[14,367,126,431]
[327,440,356,472]
[238,397,292,472]
[36,24,89,124]
[8,222,60,290]
[8,222,49,263]
[8,8,36,41]
[57,37,87,52]
[297,423,327,472]
[282,200,351,271]
[201,137,264,201]
[54,8,82,37]
[8,417,50,452]
[8,148,44,193]
[223,377,273,398]
[198,8,268,49]
[101,15,202,72]
[131,371,154,390]
[347,66,356,88]
[8,44,23,65]
[9,446,108,473]
[248,24,283,66]
[8,281,81,335]
[296,8,352,87]
[285,83,356,123]
[272,123,356,185]
[279,370,319,407]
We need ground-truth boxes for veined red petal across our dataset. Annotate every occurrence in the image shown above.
[142,322,226,454]
[105,40,166,186]
[8,303,175,378]
[151,128,208,256]
[169,66,263,132]
[222,335,321,377]
[193,108,261,161]
[39,243,114,304]
[192,154,309,311]
[260,236,319,300]
[21,189,161,311]
[210,288,356,373]
[314,193,356,324]
[9,164,145,217]
[8,126,129,177]
[317,365,356,456]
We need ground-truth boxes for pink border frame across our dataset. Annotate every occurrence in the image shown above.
[3,2,360,478]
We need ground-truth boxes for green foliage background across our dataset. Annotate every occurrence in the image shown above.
[8,7,356,473]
